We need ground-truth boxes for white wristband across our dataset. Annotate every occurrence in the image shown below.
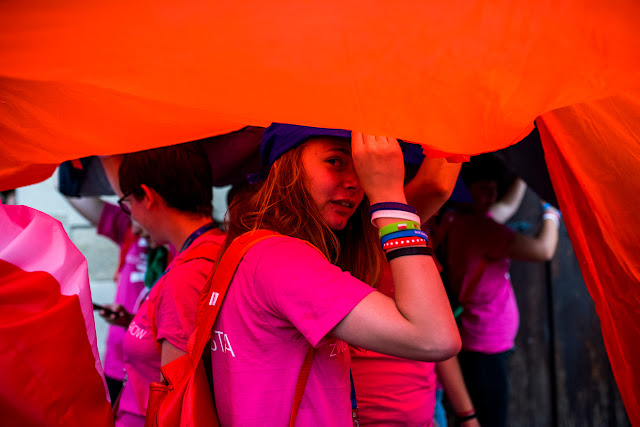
[371,209,421,226]
[542,212,561,227]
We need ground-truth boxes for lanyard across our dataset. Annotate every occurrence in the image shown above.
[138,222,217,311]
[180,222,217,253]
[351,370,359,426]
[350,370,357,409]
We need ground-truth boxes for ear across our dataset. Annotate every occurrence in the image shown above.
[140,184,162,210]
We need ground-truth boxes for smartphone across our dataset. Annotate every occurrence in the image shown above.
[92,302,117,316]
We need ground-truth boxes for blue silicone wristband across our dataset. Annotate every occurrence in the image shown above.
[380,229,429,246]
[369,202,417,216]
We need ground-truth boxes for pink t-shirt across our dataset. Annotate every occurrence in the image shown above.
[445,212,517,353]
[350,263,436,427]
[210,236,375,426]
[116,229,225,427]
[97,203,149,380]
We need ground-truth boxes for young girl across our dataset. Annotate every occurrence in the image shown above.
[210,124,461,425]
[440,156,560,427]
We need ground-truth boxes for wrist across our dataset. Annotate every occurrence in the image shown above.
[367,194,407,206]
[455,409,477,425]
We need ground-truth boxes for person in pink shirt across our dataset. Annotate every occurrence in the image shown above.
[112,143,225,427]
[350,156,479,427]
[63,196,150,403]
[211,124,462,426]
[441,155,560,427]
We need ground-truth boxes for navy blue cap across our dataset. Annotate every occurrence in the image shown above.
[260,123,425,170]
[448,174,474,203]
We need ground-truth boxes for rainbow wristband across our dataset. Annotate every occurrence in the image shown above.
[371,209,421,226]
[380,229,429,246]
[378,221,421,238]
[370,202,417,216]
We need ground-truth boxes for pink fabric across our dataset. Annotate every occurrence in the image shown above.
[350,263,436,427]
[97,202,149,380]
[210,236,375,426]
[445,212,517,353]
[116,229,225,427]
[0,202,112,424]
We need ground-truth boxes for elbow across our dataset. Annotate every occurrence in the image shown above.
[439,334,462,360]
[431,183,455,205]
[540,243,558,261]
[415,331,462,362]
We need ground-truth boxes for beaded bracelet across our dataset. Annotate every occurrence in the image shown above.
[382,236,427,251]
[380,229,429,246]
[371,209,421,226]
[378,220,421,238]
[369,202,418,216]
[386,246,433,262]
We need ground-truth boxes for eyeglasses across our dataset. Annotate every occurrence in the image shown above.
[117,193,133,215]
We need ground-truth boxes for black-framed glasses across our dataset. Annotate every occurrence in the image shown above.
[117,193,133,215]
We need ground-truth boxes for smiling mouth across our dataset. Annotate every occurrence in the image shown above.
[332,200,354,208]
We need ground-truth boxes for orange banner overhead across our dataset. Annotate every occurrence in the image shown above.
[1,3,640,423]
[538,92,640,424]
[1,1,640,189]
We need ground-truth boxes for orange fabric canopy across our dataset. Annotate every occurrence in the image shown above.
[1,1,640,423]
[538,94,640,424]
[2,1,640,189]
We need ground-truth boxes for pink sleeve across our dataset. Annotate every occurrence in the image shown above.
[253,238,375,348]
[154,258,213,350]
[96,202,131,246]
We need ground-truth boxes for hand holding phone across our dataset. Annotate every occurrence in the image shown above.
[93,302,117,316]
[92,303,133,327]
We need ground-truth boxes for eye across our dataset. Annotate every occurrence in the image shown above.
[327,157,343,167]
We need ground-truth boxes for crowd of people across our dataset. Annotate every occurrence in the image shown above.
[63,123,561,427]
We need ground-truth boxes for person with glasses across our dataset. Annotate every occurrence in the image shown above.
[113,143,225,427]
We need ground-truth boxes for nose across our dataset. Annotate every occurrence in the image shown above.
[342,162,362,192]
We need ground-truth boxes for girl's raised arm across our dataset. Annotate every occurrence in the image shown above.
[332,132,460,361]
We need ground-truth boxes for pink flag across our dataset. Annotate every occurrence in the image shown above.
[0,202,113,426]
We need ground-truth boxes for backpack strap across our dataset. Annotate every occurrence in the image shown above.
[186,230,319,426]
[186,230,280,361]
[290,346,315,427]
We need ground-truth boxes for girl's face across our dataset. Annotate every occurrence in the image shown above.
[469,180,498,213]
[301,137,365,231]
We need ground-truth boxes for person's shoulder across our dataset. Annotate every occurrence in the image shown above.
[248,235,325,261]
[175,229,226,262]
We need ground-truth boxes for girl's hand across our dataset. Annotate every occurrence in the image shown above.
[351,132,406,205]
[100,304,133,328]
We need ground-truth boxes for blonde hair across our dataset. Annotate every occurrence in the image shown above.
[223,140,382,285]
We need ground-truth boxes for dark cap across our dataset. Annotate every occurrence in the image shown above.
[260,123,424,170]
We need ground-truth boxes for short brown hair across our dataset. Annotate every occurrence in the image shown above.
[119,143,213,218]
